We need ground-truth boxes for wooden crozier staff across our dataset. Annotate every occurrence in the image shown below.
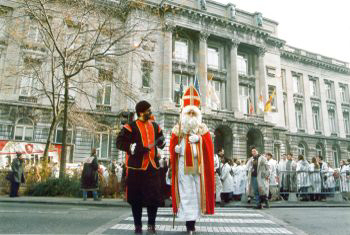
[173,106,183,228]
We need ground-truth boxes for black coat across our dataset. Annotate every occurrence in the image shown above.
[116,119,166,206]
[11,158,24,183]
[81,156,98,190]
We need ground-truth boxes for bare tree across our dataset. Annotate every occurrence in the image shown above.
[6,0,159,177]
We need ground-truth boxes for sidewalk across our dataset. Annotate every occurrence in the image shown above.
[0,195,349,208]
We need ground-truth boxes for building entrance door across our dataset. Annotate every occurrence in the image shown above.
[246,128,264,158]
[214,125,233,158]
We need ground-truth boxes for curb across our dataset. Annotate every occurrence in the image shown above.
[1,197,349,208]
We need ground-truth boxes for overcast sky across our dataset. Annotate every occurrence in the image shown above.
[214,0,350,64]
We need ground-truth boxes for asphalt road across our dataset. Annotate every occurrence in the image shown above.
[1,202,350,235]
[0,202,130,234]
[264,207,350,235]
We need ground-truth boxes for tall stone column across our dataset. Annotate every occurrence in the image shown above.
[256,47,266,115]
[161,23,175,109]
[228,39,240,114]
[198,31,209,110]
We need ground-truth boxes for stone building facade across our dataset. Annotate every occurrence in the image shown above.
[0,0,349,167]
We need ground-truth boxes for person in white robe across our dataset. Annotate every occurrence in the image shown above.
[214,148,224,203]
[309,157,321,201]
[220,157,234,204]
[324,163,336,197]
[296,155,311,201]
[232,161,246,200]
[339,160,350,200]
[266,153,278,200]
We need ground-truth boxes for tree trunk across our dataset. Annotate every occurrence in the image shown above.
[59,76,69,179]
[43,116,56,161]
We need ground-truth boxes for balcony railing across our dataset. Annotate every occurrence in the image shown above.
[96,104,111,112]
[18,95,38,103]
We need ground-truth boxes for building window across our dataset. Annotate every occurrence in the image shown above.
[97,84,111,105]
[55,122,73,144]
[343,111,350,135]
[268,86,277,111]
[332,145,340,168]
[297,143,305,157]
[93,133,110,159]
[14,118,34,141]
[27,25,42,43]
[312,106,321,131]
[316,144,323,157]
[173,73,192,105]
[0,16,6,39]
[295,103,304,129]
[309,78,318,97]
[281,69,286,91]
[325,81,334,100]
[0,124,13,139]
[239,85,254,114]
[283,95,288,127]
[292,73,303,94]
[141,61,153,88]
[237,55,248,75]
[207,47,219,69]
[20,74,38,96]
[97,69,112,105]
[274,144,281,162]
[340,84,349,103]
[209,78,224,110]
[328,109,337,133]
[174,40,188,63]
[266,66,276,77]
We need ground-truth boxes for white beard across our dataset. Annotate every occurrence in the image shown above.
[181,113,201,134]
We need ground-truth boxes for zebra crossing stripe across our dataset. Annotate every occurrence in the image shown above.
[126,216,274,224]
[143,212,263,217]
[110,224,293,234]
[111,208,293,234]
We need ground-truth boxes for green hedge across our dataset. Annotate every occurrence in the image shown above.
[27,177,81,197]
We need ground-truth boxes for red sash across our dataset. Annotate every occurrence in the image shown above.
[135,120,157,170]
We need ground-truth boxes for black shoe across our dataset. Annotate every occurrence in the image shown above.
[134,225,142,234]
[147,225,156,234]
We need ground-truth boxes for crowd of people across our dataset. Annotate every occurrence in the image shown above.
[211,151,350,207]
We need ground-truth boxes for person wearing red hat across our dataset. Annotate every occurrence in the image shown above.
[116,100,166,234]
[169,85,215,234]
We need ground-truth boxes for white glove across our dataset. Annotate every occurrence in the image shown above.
[189,134,199,143]
[175,145,181,154]
[130,143,136,155]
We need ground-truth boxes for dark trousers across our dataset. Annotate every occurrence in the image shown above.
[131,204,158,227]
[220,192,231,203]
[186,221,196,231]
[10,182,20,197]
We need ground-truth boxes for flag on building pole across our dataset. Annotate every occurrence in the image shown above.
[194,74,201,96]
[248,97,254,115]
[258,93,264,111]
[264,90,276,112]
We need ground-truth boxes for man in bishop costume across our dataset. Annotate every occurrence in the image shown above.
[169,85,215,234]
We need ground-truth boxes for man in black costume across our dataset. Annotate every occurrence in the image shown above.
[116,100,165,234]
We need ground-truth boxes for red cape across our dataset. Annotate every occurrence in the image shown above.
[169,131,215,215]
